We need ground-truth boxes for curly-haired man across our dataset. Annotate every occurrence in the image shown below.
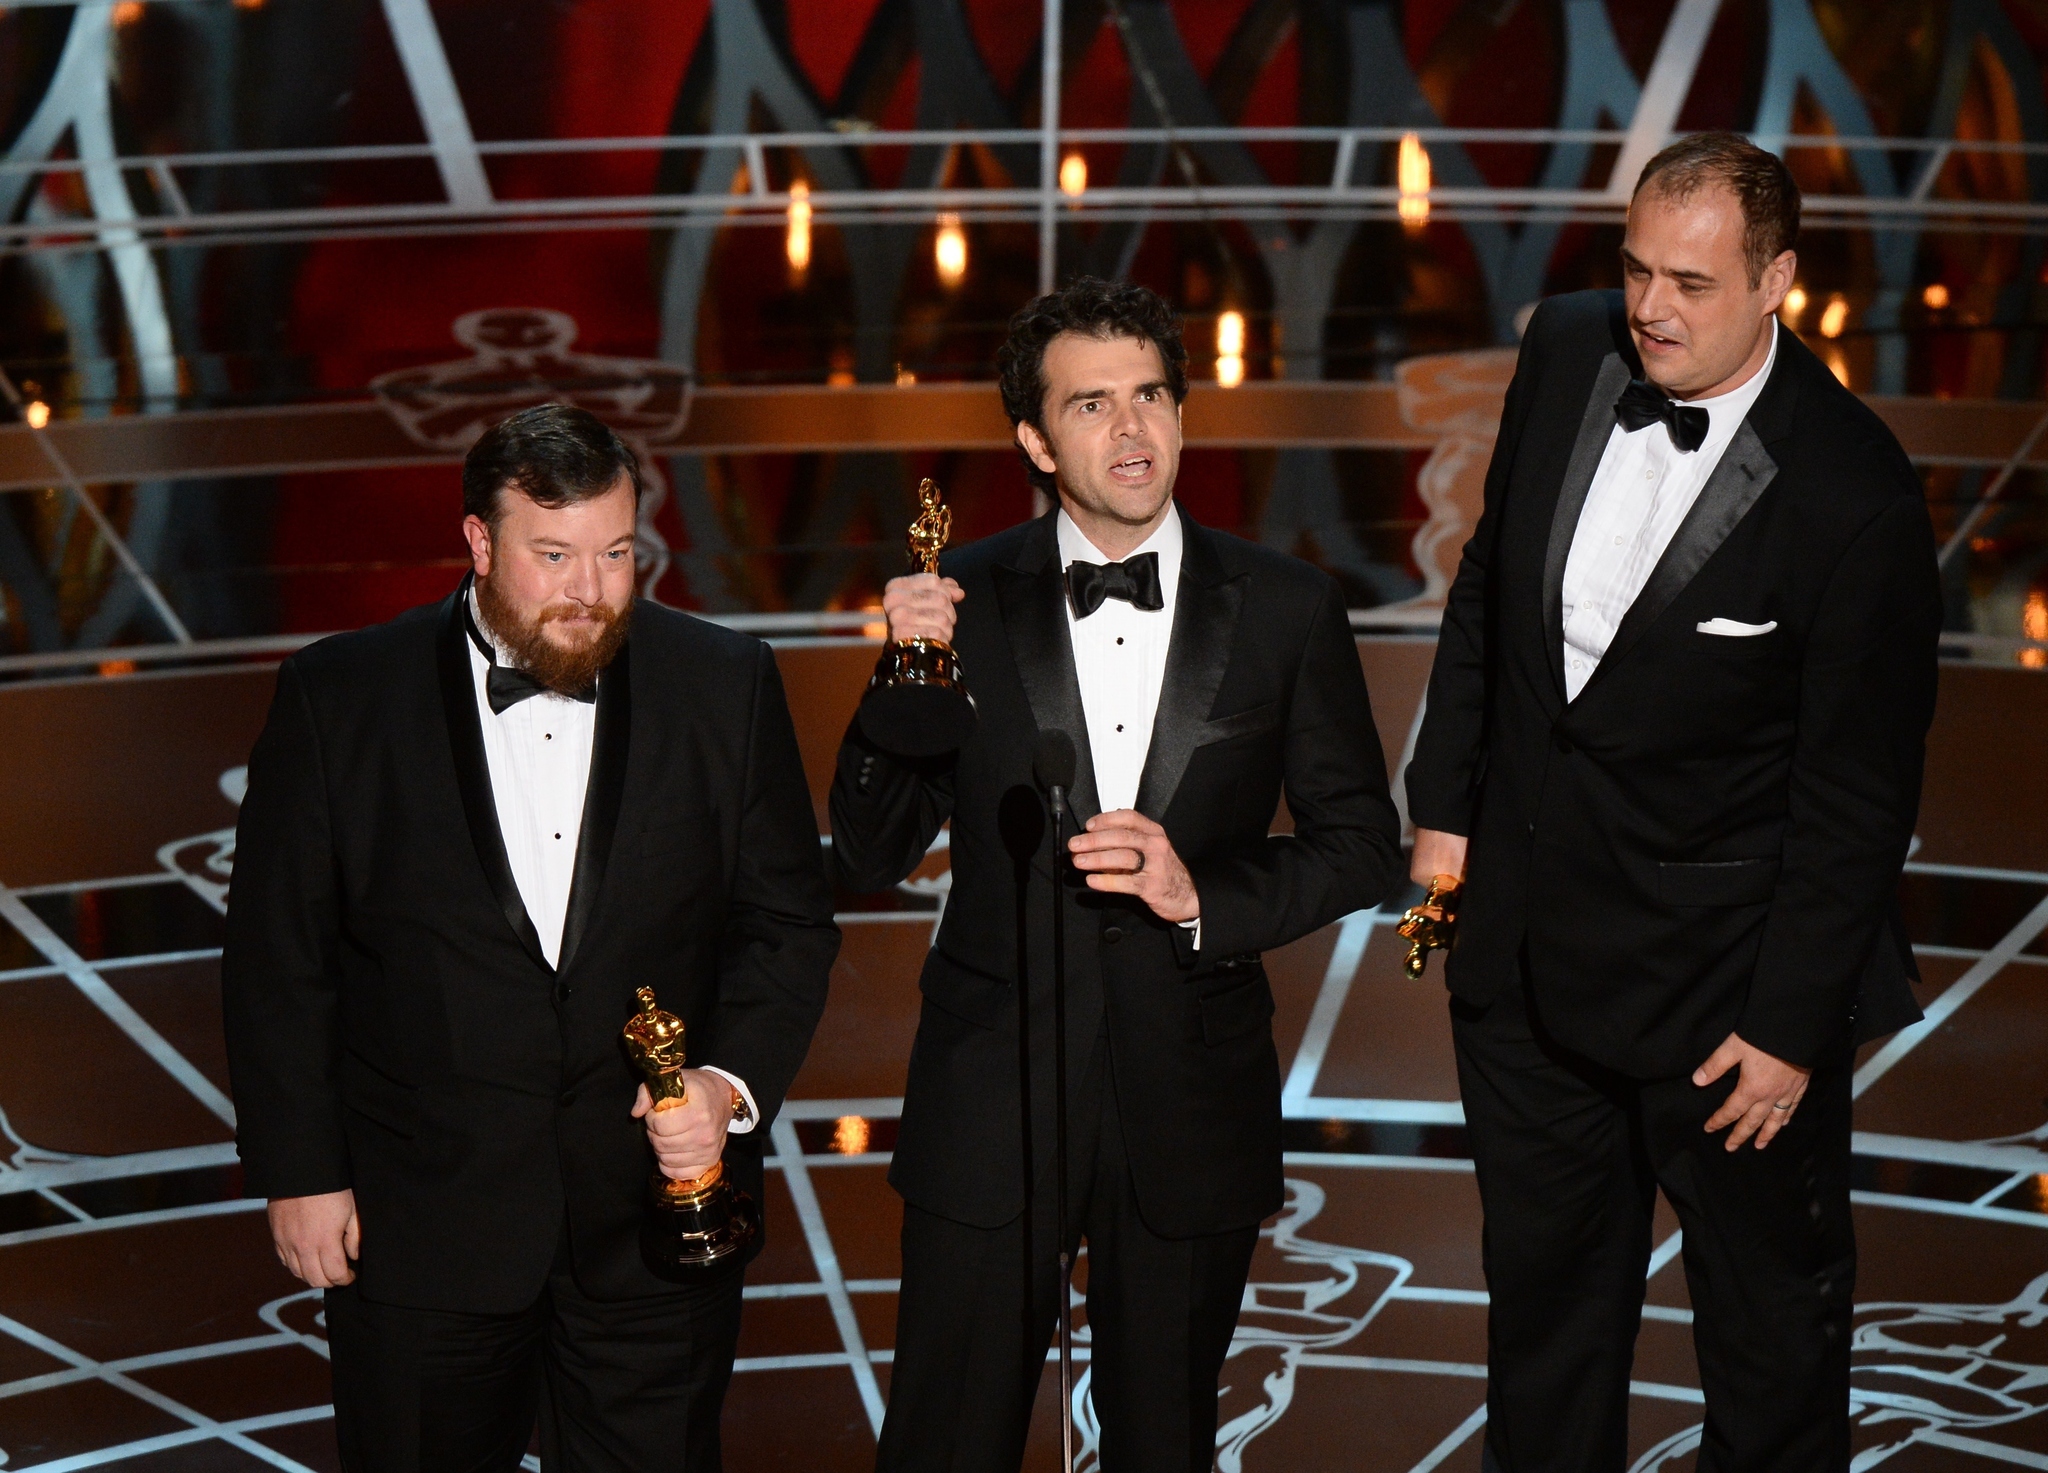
[830,278,1404,1472]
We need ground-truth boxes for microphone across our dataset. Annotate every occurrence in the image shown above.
[1029,725,1080,1473]
[1033,729,1077,820]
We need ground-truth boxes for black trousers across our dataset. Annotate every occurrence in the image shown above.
[877,1046,1259,1473]
[325,1228,744,1472]
[1453,978,1855,1473]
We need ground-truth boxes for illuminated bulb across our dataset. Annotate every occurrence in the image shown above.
[1819,295,1848,339]
[785,179,812,279]
[894,363,917,386]
[1217,354,1245,389]
[832,1116,871,1155]
[1059,152,1088,198]
[934,214,967,287]
[1217,309,1245,358]
[112,1,144,25]
[232,0,266,9]
[1922,282,1950,310]
[1397,132,1431,227]
[24,400,49,429]
[1782,286,1807,322]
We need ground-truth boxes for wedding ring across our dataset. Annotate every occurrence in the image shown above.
[1133,851,1146,873]
[1770,1101,1794,1111]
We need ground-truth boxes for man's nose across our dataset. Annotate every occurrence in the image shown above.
[563,556,605,604]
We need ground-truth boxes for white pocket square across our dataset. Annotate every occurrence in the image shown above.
[1696,618,1777,637]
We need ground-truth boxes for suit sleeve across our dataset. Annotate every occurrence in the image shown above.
[220,658,350,1200]
[705,644,841,1125]
[1738,487,1941,1065]
[1188,577,1405,959]
[1403,310,1547,835]
[827,721,957,894]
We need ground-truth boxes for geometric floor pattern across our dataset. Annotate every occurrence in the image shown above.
[3,681,2046,1469]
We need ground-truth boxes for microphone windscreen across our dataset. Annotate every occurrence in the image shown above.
[1032,729,1078,793]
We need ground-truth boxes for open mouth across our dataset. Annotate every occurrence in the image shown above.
[1638,328,1684,352]
[1108,451,1154,484]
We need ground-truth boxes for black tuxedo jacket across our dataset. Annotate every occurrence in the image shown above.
[222,587,838,1312]
[831,507,1402,1237]
[1405,290,1940,1077]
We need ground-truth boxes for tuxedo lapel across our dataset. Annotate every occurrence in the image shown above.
[558,638,631,975]
[993,511,1101,822]
[436,584,551,973]
[1542,351,1634,700]
[1133,513,1245,821]
[1584,422,1780,688]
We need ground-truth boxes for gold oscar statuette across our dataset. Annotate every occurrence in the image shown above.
[857,477,979,757]
[1397,875,1462,979]
[621,987,758,1280]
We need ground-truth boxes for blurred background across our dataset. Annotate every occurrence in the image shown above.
[2,0,2047,671]
[5,9,2048,1470]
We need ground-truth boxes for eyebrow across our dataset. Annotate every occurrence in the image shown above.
[1620,247,1716,285]
[1061,379,1169,408]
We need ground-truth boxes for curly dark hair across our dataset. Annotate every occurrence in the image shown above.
[996,276,1189,494]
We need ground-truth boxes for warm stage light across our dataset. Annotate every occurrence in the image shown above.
[1922,282,1951,310]
[832,1116,871,1155]
[1825,348,1849,386]
[1216,310,1246,388]
[112,1,144,26]
[1060,153,1088,198]
[1217,310,1245,357]
[785,179,812,279]
[1397,132,1431,227]
[1819,295,1848,339]
[24,400,50,429]
[935,213,967,287]
[1782,286,1807,323]
[2024,590,2048,669]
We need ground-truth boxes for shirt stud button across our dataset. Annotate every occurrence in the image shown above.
[554,832,562,840]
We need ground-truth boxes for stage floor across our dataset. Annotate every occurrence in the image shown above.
[0,648,2044,1472]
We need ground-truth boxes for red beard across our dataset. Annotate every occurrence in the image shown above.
[475,574,632,696]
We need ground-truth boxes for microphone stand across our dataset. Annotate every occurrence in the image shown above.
[1047,775,1075,1473]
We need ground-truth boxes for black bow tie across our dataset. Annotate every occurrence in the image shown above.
[1066,552,1165,618]
[1614,378,1709,453]
[465,601,595,714]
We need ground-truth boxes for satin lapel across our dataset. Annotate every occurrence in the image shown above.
[993,513,1101,822]
[1583,422,1779,689]
[1542,352,1634,699]
[1133,516,1245,821]
[436,587,550,972]
[558,639,631,975]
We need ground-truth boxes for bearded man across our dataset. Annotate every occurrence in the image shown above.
[222,403,837,1471]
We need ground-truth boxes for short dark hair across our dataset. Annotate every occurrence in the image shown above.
[462,402,642,529]
[996,277,1189,493]
[1633,132,1801,288]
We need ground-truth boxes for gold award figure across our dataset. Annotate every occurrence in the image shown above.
[1397,875,1462,979]
[857,478,979,756]
[621,987,758,1279]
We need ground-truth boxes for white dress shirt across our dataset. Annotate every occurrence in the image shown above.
[1057,509,1200,947]
[1560,321,1779,701]
[467,592,756,1131]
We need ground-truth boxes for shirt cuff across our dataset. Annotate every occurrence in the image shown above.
[701,1066,759,1134]
[1179,917,1201,951]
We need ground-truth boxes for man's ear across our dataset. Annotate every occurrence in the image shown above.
[1760,249,1797,316]
[1016,420,1059,477]
[461,514,494,578]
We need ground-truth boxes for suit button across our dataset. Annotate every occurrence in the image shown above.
[558,1090,575,1109]
[554,984,571,1005]
[1103,925,1123,944]
[1554,733,1574,754]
